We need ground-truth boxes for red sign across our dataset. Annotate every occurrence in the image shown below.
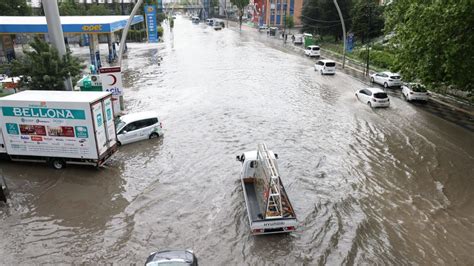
[99,67,121,74]
[31,136,43,142]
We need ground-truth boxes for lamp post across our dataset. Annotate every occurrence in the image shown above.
[42,0,73,90]
[333,0,346,69]
[365,2,372,76]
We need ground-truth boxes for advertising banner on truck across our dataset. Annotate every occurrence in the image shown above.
[0,102,98,159]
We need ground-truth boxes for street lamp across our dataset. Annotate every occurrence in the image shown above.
[333,0,346,69]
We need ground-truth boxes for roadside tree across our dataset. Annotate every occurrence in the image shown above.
[285,16,295,34]
[0,0,32,16]
[10,38,84,91]
[385,0,474,92]
[231,0,250,31]
[351,0,384,44]
[301,0,351,42]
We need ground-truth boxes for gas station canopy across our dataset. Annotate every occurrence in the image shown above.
[0,15,144,34]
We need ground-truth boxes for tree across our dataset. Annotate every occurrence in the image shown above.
[385,0,474,91]
[87,4,112,15]
[230,0,249,31]
[59,0,86,16]
[0,0,32,16]
[285,16,295,34]
[10,38,84,91]
[351,0,384,44]
[301,0,351,42]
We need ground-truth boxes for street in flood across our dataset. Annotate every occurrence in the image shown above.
[1,17,474,264]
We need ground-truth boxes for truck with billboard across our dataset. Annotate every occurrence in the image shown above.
[0,90,118,169]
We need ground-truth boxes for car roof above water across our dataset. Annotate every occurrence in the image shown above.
[365,87,386,94]
[119,111,159,123]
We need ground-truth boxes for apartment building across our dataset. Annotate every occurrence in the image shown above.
[263,0,302,27]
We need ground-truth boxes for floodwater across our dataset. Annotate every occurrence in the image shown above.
[1,17,474,264]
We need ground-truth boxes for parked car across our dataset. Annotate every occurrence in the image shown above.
[213,20,222,30]
[292,34,303,44]
[355,87,390,108]
[205,18,214,26]
[304,45,320,57]
[267,27,278,36]
[314,59,336,75]
[116,111,163,146]
[145,249,198,266]
[258,24,268,31]
[191,16,200,24]
[402,83,429,102]
[370,71,402,88]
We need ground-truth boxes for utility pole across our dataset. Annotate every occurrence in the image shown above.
[42,0,73,91]
[365,1,371,76]
[283,7,286,43]
[333,0,346,69]
[118,0,144,65]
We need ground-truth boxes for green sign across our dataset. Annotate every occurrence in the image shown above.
[6,123,19,135]
[2,107,86,120]
[75,126,89,138]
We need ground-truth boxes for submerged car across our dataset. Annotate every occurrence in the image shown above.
[355,87,390,108]
[402,83,429,102]
[116,111,163,145]
[145,249,198,266]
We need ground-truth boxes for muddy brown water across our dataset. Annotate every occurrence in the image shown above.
[1,17,473,264]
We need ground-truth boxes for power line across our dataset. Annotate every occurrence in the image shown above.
[300,14,350,23]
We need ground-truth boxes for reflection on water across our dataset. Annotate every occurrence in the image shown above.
[1,16,474,264]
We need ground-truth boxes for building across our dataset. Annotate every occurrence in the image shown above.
[262,0,303,27]
[219,0,232,17]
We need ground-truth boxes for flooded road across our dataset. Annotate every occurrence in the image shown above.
[1,17,474,264]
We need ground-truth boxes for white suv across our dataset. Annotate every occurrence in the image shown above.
[355,87,390,108]
[402,83,429,102]
[370,71,402,88]
[116,111,163,145]
[304,45,321,57]
[314,59,336,75]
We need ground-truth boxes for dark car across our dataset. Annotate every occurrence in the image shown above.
[145,249,198,266]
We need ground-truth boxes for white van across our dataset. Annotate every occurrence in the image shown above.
[213,20,222,30]
[314,59,336,75]
[293,34,303,44]
[116,111,163,145]
[304,45,321,57]
[206,18,214,26]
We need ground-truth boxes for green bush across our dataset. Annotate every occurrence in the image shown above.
[158,26,164,37]
[127,29,146,42]
[356,49,395,70]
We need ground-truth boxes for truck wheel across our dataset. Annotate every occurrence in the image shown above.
[149,133,159,139]
[117,141,122,146]
[50,158,66,170]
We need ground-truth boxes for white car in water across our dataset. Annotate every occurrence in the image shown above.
[116,111,163,145]
[355,87,390,108]
[314,59,336,75]
[304,45,321,57]
[402,83,429,102]
[370,71,402,88]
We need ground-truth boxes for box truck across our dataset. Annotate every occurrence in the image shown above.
[0,90,118,169]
